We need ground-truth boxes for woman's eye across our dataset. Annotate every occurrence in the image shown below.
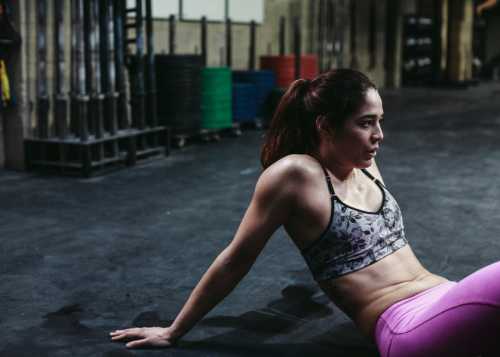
[360,122,370,128]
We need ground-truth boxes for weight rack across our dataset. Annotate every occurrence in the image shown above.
[24,0,169,177]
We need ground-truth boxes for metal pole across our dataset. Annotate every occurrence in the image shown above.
[70,0,77,135]
[226,17,232,67]
[248,20,256,70]
[384,0,400,87]
[201,16,207,66]
[169,14,176,54]
[54,0,68,139]
[336,0,345,68]
[279,16,285,56]
[103,0,119,135]
[369,0,377,69]
[145,0,158,129]
[74,0,89,141]
[431,0,443,83]
[36,0,49,139]
[114,0,129,129]
[293,16,301,79]
[317,0,325,71]
[326,0,336,70]
[25,0,35,138]
[89,0,105,139]
[99,1,108,94]
[308,0,315,54]
[350,0,359,69]
[132,0,146,132]
[83,0,92,133]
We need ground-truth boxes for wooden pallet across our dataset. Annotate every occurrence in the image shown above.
[25,126,169,177]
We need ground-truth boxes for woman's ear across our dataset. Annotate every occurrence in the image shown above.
[315,116,325,132]
[315,116,334,137]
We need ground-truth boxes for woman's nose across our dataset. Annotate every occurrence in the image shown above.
[373,124,383,142]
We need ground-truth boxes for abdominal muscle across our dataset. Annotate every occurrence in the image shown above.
[317,245,450,339]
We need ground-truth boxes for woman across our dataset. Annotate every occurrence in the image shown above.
[110,69,500,356]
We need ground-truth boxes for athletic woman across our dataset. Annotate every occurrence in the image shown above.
[110,69,500,356]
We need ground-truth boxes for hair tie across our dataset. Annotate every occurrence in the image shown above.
[300,79,312,97]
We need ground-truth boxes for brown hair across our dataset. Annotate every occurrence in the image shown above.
[260,69,377,168]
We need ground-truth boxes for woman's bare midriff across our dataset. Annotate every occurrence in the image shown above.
[317,245,450,340]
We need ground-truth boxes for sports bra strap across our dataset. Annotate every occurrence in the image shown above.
[361,168,384,186]
[321,166,336,196]
[322,167,384,196]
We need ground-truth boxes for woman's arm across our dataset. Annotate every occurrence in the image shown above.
[110,161,299,348]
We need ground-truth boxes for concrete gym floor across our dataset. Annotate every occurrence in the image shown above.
[2,82,500,357]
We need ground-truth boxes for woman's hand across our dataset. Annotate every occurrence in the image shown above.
[109,326,177,348]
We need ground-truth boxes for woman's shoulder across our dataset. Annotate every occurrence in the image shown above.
[263,154,324,182]
[256,155,323,194]
[254,154,324,209]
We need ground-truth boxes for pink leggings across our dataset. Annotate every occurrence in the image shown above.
[375,261,500,357]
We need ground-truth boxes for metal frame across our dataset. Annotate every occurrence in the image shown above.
[142,0,264,25]
[25,0,169,177]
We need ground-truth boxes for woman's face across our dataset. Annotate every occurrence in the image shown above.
[328,88,384,169]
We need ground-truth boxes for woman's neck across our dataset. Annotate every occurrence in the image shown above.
[317,153,354,182]
[327,163,355,182]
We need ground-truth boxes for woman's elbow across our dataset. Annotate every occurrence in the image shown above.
[216,246,256,276]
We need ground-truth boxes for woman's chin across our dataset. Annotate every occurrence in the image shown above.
[357,158,373,168]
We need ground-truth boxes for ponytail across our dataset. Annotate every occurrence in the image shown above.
[260,79,317,169]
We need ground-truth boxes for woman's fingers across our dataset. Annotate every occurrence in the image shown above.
[109,328,144,340]
[125,338,149,348]
[110,327,174,348]
[110,327,141,335]
[110,333,130,341]
[125,337,172,348]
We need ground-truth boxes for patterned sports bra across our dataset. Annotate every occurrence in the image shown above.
[301,167,408,281]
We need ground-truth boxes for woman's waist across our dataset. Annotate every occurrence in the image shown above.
[349,274,450,338]
[316,246,449,338]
